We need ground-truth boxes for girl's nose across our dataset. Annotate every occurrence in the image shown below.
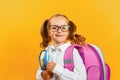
[57,27,62,32]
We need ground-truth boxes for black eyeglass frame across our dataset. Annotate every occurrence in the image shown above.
[49,25,70,32]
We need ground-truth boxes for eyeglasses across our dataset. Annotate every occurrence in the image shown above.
[49,25,70,32]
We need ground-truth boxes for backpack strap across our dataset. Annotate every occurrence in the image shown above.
[64,44,84,71]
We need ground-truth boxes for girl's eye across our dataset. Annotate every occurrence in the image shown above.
[61,27,66,30]
[51,26,58,29]
[61,25,69,30]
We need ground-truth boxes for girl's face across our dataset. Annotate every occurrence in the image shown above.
[48,16,70,45]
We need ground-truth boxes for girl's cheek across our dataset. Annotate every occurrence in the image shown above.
[63,32,69,36]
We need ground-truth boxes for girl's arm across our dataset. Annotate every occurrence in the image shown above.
[52,49,87,80]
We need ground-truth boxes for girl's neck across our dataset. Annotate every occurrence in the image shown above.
[53,42,65,48]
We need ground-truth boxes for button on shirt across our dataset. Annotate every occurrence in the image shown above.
[36,42,87,80]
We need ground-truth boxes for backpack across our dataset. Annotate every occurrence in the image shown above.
[64,44,111,80]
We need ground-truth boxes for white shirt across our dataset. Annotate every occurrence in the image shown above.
[36,42,87,80]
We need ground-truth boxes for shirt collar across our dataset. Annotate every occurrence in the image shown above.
[50,42,71,52]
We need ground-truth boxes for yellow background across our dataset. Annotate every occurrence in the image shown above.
[0,0,120,80]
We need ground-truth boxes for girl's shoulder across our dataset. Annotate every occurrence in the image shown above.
[45,45,51,50]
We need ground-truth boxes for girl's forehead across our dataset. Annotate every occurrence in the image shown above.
[49,16,69,24]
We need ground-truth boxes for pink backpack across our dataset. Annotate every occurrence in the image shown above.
[64,44,111,80]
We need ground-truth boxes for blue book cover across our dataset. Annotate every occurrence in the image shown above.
[39,50,48,70]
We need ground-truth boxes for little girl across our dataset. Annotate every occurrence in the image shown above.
[36,14,87,80]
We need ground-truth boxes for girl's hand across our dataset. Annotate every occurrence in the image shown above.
[46,62,56,72]
[41,70,53,80]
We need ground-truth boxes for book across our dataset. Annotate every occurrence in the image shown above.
[39,50,48,70]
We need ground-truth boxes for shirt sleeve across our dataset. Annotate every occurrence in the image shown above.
[52,48,87,80]
[36,67,43,80]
